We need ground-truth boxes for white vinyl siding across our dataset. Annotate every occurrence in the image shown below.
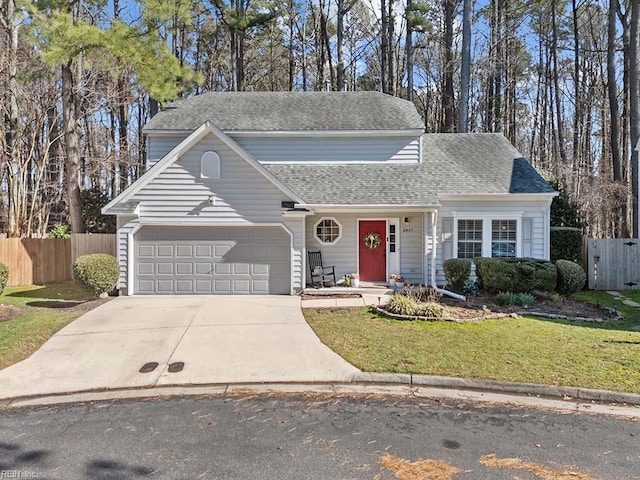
[234,136,421,163]
[148,133,421,166]
[305,213,425,285]
[147,135,188,167]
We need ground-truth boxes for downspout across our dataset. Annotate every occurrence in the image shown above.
[430,210,466,301]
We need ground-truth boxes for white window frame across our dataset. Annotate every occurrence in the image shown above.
[200,151,221,179]
[452,212,523,259]
[491,219,518,258]
[314,217,342,245]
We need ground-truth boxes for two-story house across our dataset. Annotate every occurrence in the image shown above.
[103,91,556,295]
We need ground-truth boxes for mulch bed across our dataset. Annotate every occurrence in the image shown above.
[378,291,620,323]
[438,291,619,322]
[0,297,112,324]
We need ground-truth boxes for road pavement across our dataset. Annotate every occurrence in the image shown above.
[0,393,638,479]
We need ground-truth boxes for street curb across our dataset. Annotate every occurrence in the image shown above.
[352,372,640,405]
[3,374,640,410]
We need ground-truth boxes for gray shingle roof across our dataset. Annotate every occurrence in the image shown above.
[144,91,425,132]
[420,134,555,195]
[265,134,554,205]
[265,164,439,206]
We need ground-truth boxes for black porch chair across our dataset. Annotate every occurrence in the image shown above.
[307,250,336,287]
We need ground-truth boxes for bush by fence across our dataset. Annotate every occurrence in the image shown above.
[550,227,582,263]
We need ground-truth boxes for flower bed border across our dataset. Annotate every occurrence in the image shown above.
[372,306,623,324]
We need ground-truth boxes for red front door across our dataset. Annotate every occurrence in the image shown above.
[358,220,387,282]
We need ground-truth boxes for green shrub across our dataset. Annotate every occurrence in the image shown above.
[443,258,472,292]
[550,227,583,263]
[0,263,9,295]
[474,257,518,293]
[386,294,445,319]
[73,254,119,297]
[555,260,586,295]
[475,257,556,293]
[48,224,71,239]
[495,292,535,307]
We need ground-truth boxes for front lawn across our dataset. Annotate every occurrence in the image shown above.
[304,291,640,393]
[0,282,99,370]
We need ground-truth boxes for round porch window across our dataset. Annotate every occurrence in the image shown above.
[314,218,342,245]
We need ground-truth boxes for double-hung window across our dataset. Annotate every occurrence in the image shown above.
[455,216,521,259]
[457,220,483,259]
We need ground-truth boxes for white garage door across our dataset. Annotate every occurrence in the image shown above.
[134,226,291,295]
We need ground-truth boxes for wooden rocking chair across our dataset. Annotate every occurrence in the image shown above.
[307,250,336,287]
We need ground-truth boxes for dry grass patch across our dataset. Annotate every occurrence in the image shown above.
[379,454,460,480]
[480,454,596,480]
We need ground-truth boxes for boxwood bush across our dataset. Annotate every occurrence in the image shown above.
[555,259,586,295]
[73,254,119,297]
[0,263,9,295]
[443,258,472,292]
[550,227,583,263]
[474,257,557,293]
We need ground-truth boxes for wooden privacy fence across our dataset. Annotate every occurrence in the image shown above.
[0,234,116,286]
[585,238,640,290]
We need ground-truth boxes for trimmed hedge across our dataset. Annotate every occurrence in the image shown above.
[443,258,472,292]
[550,227,582,263]
[0,263,9,295]
[474,257,557,293]
[555,260,586,295]
[73,254,119,297]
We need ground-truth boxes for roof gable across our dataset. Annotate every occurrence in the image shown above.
[144,91,425,132]
[103,121,303,214]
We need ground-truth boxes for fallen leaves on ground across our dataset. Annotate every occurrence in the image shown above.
[480,453,597,480]
[379,454,460,480]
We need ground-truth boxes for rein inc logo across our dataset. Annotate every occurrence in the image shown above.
[0,472,37,479]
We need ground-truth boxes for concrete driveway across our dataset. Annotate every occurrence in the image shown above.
[0,296,359,400]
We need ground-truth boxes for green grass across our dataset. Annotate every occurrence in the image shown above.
[304,292,640,393]
[0,282,94,370]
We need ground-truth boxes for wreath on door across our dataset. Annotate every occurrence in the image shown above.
[363,232,382,250]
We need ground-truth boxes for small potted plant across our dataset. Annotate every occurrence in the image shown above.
[350,272,359,288]
[343,274,351,287]
[395,274,405,289]
[389,274,398,288]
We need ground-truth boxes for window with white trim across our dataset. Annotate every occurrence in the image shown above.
[454,216,521,259]
[314,218,342,245]
[457,219,483,259]
[201,151,220,178]
[491,219,517,257]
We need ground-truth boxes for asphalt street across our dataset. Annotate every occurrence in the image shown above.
[0,394,638,479]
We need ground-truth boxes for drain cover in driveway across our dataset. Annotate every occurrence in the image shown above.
[139,362,159,373]
[168,362,184,373]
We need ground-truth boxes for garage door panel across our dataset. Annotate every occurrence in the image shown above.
[195,280,212,293]
[176,245,193,257]
[138,262,154,275]
[138,245,155,257]
[214,279,232,293]
[157,263,173,275]
[176,262,193,275]
[157,245,174,257]
[135,226,290,295]
[157,280,174,293]
[196,263,212,275]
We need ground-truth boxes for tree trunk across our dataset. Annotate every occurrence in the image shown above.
[630,0,639,237]
[381,0,388,93]
[441,0,455,132]
[608,0,622,182]
[387,0,395,95]
[458,0,472,132]
[61,61,85,233]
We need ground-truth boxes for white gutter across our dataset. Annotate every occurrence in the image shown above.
[430,210,466,301]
